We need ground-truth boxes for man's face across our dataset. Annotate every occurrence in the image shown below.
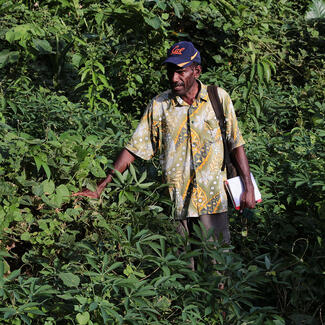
[167,63,201,97]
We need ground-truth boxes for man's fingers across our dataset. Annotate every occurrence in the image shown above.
[71,190,99,199]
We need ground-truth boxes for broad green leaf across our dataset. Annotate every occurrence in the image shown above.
[262,61,271,82]
[0,50,19,68]
[92,71,98,86]
[3,308,16,319]
[189,1,202,10]
[134,74,143,84]
[155,296,171,311]
[0,251,12,258]
[5,24,35,43]
[21,232,31,241]
[124,191,135,203]
[90,162,106,178]
[114,169,127,183]
[98,74,109,88]
[6,269,20,281]
[80,68,90,82]
[34,156,42,172]
[89,302,98,312]
[98,97,111,106]
[49,193,63,208]
[32,39,53,54]
[129,163,137,182]
[107,262,123,272]
[144,17,161,29]
[138,170,147,183]
[32,183,43,196]
[76,311,90,325]
[72,53,82,67]
[42,179,55,195]
[133,288,156,297]
[138,182,154,188]
[251,96,261,118]
[94,61,105,73]
[85,135,99,145]
[118,191,127,205]
[58,272,80,287]
[95,12,104,25]
[56,184,70,202]
[172,2,184,18]
[156,0,167,10]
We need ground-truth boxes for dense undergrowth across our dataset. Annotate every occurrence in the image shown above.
[0,0,324,324]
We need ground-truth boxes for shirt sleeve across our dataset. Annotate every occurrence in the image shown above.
[125,100,160,160]
[220,89,245,150]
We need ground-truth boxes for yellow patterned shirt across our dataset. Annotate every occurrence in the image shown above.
[126,82,245,219]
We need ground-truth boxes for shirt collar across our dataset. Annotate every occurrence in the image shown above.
[170,80,208,107]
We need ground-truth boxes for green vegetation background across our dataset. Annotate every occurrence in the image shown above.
[0,0,324,324]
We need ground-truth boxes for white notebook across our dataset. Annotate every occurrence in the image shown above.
[224,173,262,210]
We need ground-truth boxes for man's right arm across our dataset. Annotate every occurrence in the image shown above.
[73,148,136,199]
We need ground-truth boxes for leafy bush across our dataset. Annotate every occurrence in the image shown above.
[0,0,324,324]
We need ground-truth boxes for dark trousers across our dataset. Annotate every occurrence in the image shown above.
[177,212,230,244]
[177,212,230,270]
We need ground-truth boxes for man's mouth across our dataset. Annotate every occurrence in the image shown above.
[172,83,184,91]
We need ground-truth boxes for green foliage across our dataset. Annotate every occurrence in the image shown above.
[0,0,324,323]
[306,0,325,20]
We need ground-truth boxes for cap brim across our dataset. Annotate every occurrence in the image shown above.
[163,57,193,68]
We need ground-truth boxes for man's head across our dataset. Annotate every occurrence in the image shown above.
[163,41,202,97]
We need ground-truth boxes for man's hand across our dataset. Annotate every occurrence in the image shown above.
[240,187,256,211]
[72,188,100,199]
[72,176,109,199]
[72,148,136,200]
[232,145,256,212]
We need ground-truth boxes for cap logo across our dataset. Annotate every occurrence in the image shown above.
[171,45,185,55]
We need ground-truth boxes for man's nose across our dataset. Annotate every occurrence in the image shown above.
[171,72,179,83]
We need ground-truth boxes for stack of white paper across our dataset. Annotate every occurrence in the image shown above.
[224,173,262,210]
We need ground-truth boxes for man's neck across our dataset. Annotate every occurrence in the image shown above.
[181,80,200,105]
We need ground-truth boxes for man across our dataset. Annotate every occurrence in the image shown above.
[74,41,255,247]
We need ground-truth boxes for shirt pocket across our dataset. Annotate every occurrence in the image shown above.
[204,118,221,143]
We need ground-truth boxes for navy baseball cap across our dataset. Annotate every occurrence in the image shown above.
[163,41,201,68]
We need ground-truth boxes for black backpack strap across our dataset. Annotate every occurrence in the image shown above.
[207,85,232,172]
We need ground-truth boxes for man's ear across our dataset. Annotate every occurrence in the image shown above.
[194,64,202,78]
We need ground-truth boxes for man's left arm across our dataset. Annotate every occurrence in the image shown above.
[232,145,256,211]
[221,89,256,211]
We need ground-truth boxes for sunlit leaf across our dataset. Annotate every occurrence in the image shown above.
[306,0,325,20]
